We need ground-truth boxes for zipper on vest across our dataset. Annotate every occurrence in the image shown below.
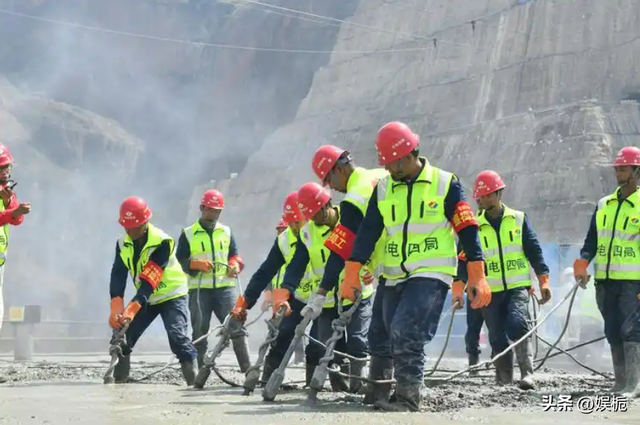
[606,202,624,279]
[400,184,413,277]
[509,231,514,243]
[419,201,425,218]
[623,216,629,230]
[321,249,326,263]
[391,205,396,221]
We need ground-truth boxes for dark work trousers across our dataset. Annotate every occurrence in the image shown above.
[264,298,323,366]
[595,280,640,345]
[188,286,247,356]
[481,287,529,353]
[122,295,197,363]
[465,293,485,356]
[368,277,448,386]
[317,297,373,366]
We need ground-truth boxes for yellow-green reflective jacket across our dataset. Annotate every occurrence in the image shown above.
[272,227,314,303]
[183,220,236,289]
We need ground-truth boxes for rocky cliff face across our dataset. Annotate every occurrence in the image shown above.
[221,0,640,269]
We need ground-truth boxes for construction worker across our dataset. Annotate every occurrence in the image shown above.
[230,191,322,386]
[0,144,31,384]
[574,146,640,398]
[340,121,492,412]
[176,189,250,372]
[108,196,197,385]
[465,170,550,390]
[301,145,386,393]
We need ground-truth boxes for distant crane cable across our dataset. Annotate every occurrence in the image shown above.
[0,0,534,55]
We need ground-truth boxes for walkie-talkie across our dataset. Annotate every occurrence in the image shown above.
[6,180,17,190]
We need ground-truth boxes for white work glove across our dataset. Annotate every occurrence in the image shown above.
[300,292,326,320]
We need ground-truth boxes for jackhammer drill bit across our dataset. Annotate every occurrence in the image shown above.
[103,322,130,384]
[306,294,362,406]
[193,315,234,389]
[243,305,286,395]
[262,312,314,402]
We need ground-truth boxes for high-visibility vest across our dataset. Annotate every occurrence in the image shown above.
[183,220,236,289]
[376,159,457,285]
[300,208,373,308]
[0,199,10,267]
[272,227,314,303]
[344,167,388,278]
[118,223,188,306]
[477,205,531,293]
[594,187,640,281]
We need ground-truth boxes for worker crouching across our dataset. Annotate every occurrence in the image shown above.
[574,147,640,398]
[176,189,251,372]
[463,170,551,390]
[230,192,323,386]
[108,197,197,385]
[341,121,492,412]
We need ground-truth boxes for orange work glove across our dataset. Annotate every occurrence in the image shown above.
[260,290,272,312]
[190,259,213,272]
[451,280,465,309]
[573,258,590,288]
[466,261,492,309]
[108,297,124,329]
[537,274,551,305]
[118,301,141,327]
[227,259,240,278]
[341,261,363,302]
[231,295,248,322]
[272,288,292,316]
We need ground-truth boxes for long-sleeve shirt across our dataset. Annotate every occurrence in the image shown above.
[0,190,24,227]
[175,223,239,277]
[350,161,484,275]
[579,207,598,262]
[109,237,171,305]
[243,238,287,309]
[482,208,549,276]
[280,234,313,297]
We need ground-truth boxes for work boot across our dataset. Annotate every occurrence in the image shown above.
[609,344,626,392]
[375,380,422,412]
[329,361,350,392]
[493,350,513,385]
[305,363,316,387]
[259,354,280,386]
[514,340,535,390]
[622,342,640,398]
[232,336,252,374]
[349,361,365,394]
[363,357,393,405]
[113,355,131,384]
[181,359,197,386]
[468,352,480,377]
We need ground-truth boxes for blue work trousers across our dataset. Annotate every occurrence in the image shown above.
[595,280,640,345]
[188,286,247,353]
[482,287,529,353]
[368,277,448,385]
[317,297,372,365]
[465,294,485,355]
[265,298,323,366]
[122,295,197,363]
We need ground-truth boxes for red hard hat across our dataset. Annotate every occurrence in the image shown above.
[312,145,345,183]
[297,182,331,220]
[282,191,304,224]
[276,218,288,230]
[119,196,152,229]
[201,189,224,209]
[613,146,640,167]
[0,144,14,167]
[473,170,505,199]
[375,121,420,166]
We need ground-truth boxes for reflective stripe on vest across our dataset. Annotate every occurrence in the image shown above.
[0,199,8,266]
[477,205,531,293]
[344,167,389,278]
[276,228,314,302]
[300,214,372,308]
[118,223,188,305]
[594,188,640,281]
[376,159,457,286]
[183,221,235,289]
